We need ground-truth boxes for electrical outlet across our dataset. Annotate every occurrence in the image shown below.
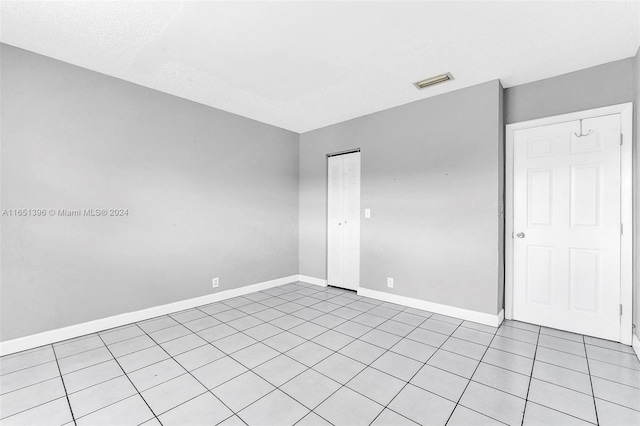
[387,277,394,288]
[364,208,371,218]
[212,277,219,288]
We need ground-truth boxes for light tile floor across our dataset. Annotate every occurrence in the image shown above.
[1,282,639,425]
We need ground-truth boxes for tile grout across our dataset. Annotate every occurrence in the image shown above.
[51,344,78,426]
[195,288,414,424]
[186,285,425,425]
[370,319,467,426]
[9,315,631,382]
[443,322,503,425]
[130,322,242,423]
[583,334,600,425]
[2,282,639,426]
[93,332,164,425]
[519,319,542,426]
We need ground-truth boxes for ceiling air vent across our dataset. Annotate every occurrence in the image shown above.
[413,73,453,90]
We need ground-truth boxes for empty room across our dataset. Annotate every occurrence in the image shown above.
[0,1,639,425]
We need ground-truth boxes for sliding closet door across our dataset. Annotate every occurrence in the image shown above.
[327,151,361,291]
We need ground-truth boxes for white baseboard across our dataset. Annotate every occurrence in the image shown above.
[0,274,299,357]
[357,287,504,328]
[633,334,640,362]
[298,275,327,287]
[496,308,505,327]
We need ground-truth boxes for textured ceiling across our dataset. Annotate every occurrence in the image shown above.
[1,1,638,133]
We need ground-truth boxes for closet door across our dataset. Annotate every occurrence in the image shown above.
[327,151,360,291]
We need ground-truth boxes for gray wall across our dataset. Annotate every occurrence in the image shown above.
[0,45,299,341]
[2,42,637,343]
[299,80,504,316]
[504,57,635,124]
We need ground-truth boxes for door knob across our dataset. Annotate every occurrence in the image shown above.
[516,232,525,238]
[338,222,342,226]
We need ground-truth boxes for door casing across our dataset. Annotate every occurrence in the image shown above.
[505,102,633,345]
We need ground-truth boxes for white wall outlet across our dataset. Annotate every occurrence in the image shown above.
[364,208,371,218]
[212,277,219,288]
[387,277,394,288]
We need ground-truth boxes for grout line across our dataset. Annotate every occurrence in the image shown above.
[366,318,455,426]
[583,355,640,371]
[0,365,65,397]
[128,291,336,423]
[3,291,625,363]
[310,315,427,421]
[58,334,209,395]
[1,344,54,359]
[442,322,502,426]
[587,373,640,391]
[1,285,322,422]
[0,286,465,424]
[5,312,594,422]
[24,339,229,405]
[0,357,63,378]
[519,320,541,426]
[286,306,425,425]
[583,335,600,425]
[525,400,600,425]
[71,384,154,424]
[51,344,78,426]
[590,395,640,413]
[504,322,635,356]
[4,284,314,362]
[500,320,541,332]
[26,290,308,370]
[0,354,79,424]
[1,344,216,399]
[495,332,594,361]
[0,394,73,423]
[190,286,421,425]
[583,341,638,355]
[5,284,632,426]
[131,323,241,422]
[95,333,163,425]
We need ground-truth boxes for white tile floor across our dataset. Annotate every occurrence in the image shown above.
[1,282,639,425]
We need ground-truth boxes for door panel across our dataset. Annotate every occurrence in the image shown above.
[513,115,621,341]
[328,157,345,288]
[327,152,360,291]
[527,168,553,226]
[342,154,361,290]
[526,245,552,305]
[569,248,600,312]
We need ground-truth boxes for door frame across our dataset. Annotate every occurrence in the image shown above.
[505,102,633,345]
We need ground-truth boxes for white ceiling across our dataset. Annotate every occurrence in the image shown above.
[1,1,638,133]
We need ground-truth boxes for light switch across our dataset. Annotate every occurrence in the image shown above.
[364,209,371,218]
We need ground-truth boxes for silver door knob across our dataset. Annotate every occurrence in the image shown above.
[338,223,342,226]
[516,232,525,238]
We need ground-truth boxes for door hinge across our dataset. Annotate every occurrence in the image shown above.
[620,134,623,145]
[621,223,623,235]
[511,232,514,239]
[620,304,623,316]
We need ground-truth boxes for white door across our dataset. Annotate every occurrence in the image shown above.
[513,114,622,341]
[327,151,361,291]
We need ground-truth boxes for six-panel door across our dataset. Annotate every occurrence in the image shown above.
[513,115,621,341]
